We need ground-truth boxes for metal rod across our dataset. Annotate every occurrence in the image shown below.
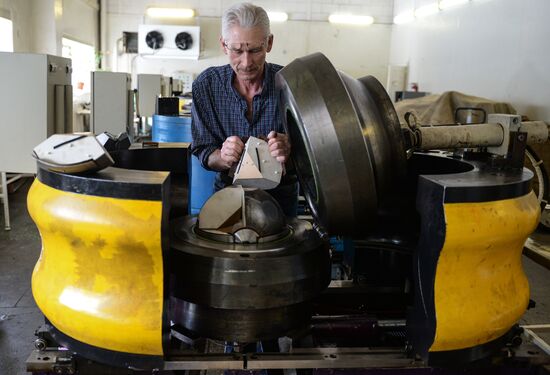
[522,324,550,330]
[416,121,550,151]
[1,172,10,231]
[523,328,550,356]
[521,121,549,145]
[164,348,416,370]
[417,123,505,150]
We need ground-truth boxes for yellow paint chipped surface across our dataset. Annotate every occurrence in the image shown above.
[28,179,164,355]
[431,192,539,351]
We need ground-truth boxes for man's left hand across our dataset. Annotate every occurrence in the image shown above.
[267,131,290,163]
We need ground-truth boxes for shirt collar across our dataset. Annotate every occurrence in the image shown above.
[227,63,272,102]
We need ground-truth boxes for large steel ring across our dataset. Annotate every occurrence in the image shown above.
[276,52,407,235]
[170,217,331,342]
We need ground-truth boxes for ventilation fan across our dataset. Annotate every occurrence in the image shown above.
[138,25,200,59]
[175,32,193,50]
[145,30,164,50]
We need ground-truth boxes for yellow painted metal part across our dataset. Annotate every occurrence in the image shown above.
[431,192,540,351]
[28,178,164,355]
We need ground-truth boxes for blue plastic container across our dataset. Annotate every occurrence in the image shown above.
[152,114,192,141]
[152,115,216,215]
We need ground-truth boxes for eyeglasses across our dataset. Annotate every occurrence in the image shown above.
[223,39,268,55]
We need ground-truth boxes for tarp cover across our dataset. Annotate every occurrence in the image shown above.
[394,91,516,126]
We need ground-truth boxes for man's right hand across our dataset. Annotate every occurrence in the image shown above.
[221,136,245,167]
[208,136,245,171]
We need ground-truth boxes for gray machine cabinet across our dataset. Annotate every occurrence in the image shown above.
[137,74,162,117]
[91,71,133,136]
[0,52,72,174]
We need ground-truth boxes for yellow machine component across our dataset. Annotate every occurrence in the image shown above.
[431,192,540,351]
[28,179,164,355]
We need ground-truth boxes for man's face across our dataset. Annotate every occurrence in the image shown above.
[221,25,273,82]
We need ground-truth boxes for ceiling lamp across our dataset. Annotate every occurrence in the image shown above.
[328,14,375,25]
[146,7,195,19]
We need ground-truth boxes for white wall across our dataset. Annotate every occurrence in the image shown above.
[57,0,99,51]
[105,0,394,83]
[390,0,550,121]
[0,0,33,52]
[31,0,57,54]
[0,0,98,54]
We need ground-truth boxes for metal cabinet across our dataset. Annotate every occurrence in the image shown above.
[0,53,72,174]
[91,71,133,136]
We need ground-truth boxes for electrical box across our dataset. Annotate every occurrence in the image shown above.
[91,71,133,136]
[0,53,72,173]
[122,31,138,54]
[138,74,162,117]
[173,71,194,94]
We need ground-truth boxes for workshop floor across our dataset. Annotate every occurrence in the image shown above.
[1,180,549,375]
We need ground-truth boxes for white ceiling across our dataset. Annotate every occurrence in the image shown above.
[106,0,395,24]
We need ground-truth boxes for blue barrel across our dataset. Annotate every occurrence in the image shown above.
[152,115,216,215]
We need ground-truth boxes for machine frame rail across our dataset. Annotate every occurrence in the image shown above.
[27,342,550,373]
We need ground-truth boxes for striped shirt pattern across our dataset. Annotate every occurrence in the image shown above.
[190,63,284,170]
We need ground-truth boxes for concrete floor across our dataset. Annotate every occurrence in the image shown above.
[1,179,549,374]
[0,179,43,375]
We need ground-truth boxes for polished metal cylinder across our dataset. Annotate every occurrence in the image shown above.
[417,121,549,150]
[521,121,549,145]
[417,123,505,149]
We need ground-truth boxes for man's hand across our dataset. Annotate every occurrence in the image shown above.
[214,136,244,170]
[267,131,290,163]
[206,136,245,171]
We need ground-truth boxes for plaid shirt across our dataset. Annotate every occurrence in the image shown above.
[190,63,284,170]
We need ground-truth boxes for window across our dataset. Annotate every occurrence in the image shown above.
[0,17,13,52]
[61,37,95,96]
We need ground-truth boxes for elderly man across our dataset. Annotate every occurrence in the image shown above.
[191,2,298,216]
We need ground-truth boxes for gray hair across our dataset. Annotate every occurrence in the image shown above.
[222,3,271,40]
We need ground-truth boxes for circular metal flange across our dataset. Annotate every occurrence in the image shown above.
[170,217,331,342]
[196,187,290,244]
[276,52,407,235]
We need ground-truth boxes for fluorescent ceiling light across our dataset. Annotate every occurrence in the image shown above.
[393,10,415,24]
[439,0,469,9]
[328,14,374,25]
[146,7,195,19]
[267,12,288,22]
[415,3,439,18]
